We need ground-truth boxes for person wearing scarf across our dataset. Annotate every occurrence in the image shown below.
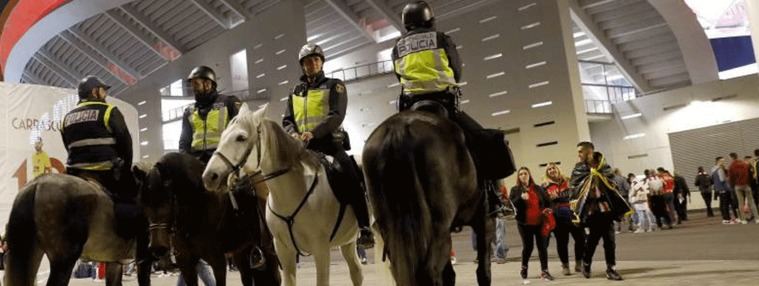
[510,167,554,282]
[569,142,630,281]
[543,163,586,276]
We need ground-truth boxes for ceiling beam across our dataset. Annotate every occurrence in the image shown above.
[323,0,376,43]
[119,5,185,55]
[22,71,47,85]
[219,0,249,19]
[104,9,170,61]
[32,54,77,87]
[189,0,231,29]
[569,0,652,92]
[59,31,136,85]
[37,49,84,81]
[365,0,403,32]
[69,28,143,81]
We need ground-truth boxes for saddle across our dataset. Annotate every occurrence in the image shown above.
[310,151,351,206]
[73,172,143,240]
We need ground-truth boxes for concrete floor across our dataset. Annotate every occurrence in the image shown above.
[24,212,759,285]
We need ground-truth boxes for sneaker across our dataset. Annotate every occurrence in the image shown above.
[633,229,644,234]
[614,230,621,235]
[606,268,623,281]
[722,220,731,224]
[357,227,375,249]
[582,263,591,279]
[562,264,571,276]
[540,271,555,281]
[520,266,528,279]
[755,220,759,224]
[360,256,368,265]
[450,256,457,265]
[741,220,748,225]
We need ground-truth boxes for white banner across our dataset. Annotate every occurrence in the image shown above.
[0,82,140,229]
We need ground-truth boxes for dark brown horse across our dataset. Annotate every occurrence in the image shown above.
[133,152,280,286]
[362,110,495,286]
[3,174,152,286]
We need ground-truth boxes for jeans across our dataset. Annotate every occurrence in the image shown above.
[734,185,759,221]
[700,191,714,216]
[495,217,509,259]
[719,192,735,220]
[553,220,585,265]
[517,224,548,271]
[177,261,215,286]
[634,205,654,231]
[663,193,678,225]
[583,214,616,268]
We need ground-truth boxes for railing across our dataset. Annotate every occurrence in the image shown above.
[580,83,637,114]
[584,99,613,114]
[326,60,394,82]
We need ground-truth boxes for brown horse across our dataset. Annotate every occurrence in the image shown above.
[133,152,280,286]
[362,110,495,286]
[3,174,151,286]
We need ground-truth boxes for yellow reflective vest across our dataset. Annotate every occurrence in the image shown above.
[393,31,457,95]
[292,88,330,133]
[190,102,229,152]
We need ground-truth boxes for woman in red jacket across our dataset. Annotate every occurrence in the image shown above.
[543,163,586,276]
[510,167,554,282]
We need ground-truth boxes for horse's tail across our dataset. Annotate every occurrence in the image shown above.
[5,179,42,285]
[365,123,433,286]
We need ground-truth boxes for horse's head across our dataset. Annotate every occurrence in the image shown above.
[133,161,175,258]
[203,103,268,191]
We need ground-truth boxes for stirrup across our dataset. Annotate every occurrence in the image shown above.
[250,246,266,270]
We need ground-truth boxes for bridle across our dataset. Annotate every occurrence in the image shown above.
[212,123,290,187]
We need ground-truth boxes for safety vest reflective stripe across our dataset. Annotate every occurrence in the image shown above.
[292,88,329,133]
[67,138,117,149]
[395,48,457,95]
[191,106,228,152]
[76,101,116,133]
[68,160,114,171]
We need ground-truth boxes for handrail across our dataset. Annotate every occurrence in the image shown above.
[326,60,394,83]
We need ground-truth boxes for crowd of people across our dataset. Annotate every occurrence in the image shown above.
[469,144,759,284]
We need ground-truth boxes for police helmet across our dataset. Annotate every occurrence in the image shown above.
[402,1,435,31]
[77,76,110,99]
[298,43,325,65]
[187,66,217,86]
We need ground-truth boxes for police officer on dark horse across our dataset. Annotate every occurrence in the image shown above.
[392,1,513,214]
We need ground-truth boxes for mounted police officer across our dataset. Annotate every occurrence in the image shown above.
[61,75,152,284]
[283,43,375,248]
[392,1,515,213]
[179,65,241,164]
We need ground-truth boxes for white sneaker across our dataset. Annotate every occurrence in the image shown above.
[755,220,759,224]
[633,229,644,234]
[741,220,748,224]
[522,279,531,285]
[450,256,457,265]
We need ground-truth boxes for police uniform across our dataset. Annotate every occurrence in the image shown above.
[178,91,241,163]
[62,99,135,199]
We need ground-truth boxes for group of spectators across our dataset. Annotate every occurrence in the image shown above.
[625,167,690,232]
[699,151,759,224]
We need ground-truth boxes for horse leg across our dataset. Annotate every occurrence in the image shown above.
[234,249,254,286]
[442,260,456,286]
[45,254,80,286]
[135,221,153,286]
[276,238,298,286]
[205,254,227,286]
[177,257,200,286]
[260,226,282,285]
[339,241,364,286]
[424,230,453,286]
[105,262,124,286]
[473,211,495,286]
[313,245,332,286]
[3,241,43,286]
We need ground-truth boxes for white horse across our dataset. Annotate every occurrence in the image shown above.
[201,104,363,286]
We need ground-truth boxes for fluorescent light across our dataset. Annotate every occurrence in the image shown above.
[486,72,505,79]
[138,114,147,119]
[621,113,642,120]
[256,73,266,78]
[491,110,511,116]
[489,90,508,98]
[525,61,547,69]
[277,65,287,70]
[575,39,592,46]
[460,99,470,104]
[531,101,553,108]
[573,31,586,38]
[142,155,150,159]
[140,127,148,132]
[483,53,503,61]
[275,49,286,55]
[523,41,543,50]
[137,100,147,106]
[528,81,550,89]
[623,133,646,140]
[140,141,149,146]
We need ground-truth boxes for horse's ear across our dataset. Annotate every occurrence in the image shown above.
[253,103,268,120]
[239,102,251,114]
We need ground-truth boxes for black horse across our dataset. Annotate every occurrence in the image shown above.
[3,173,152,286]
[133,152,280,286]
[363,109,495,286]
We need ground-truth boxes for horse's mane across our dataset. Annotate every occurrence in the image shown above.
[156,152,206,194]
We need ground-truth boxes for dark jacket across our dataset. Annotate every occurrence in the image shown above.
[178,92,240,157]
[569,152,632,222]
[673,174,691,198]
[282,71,348,151]
[61,99,132,169]
[391,28,462,83]
[694,172,712,192]
[509,184,550,225]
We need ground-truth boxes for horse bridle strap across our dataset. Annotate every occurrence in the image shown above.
[267,172,319,258]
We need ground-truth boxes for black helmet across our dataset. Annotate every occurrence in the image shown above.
[298,43,325,65]
[77,75,110,99]
[187,66,217,85]
[402,1,434,31]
